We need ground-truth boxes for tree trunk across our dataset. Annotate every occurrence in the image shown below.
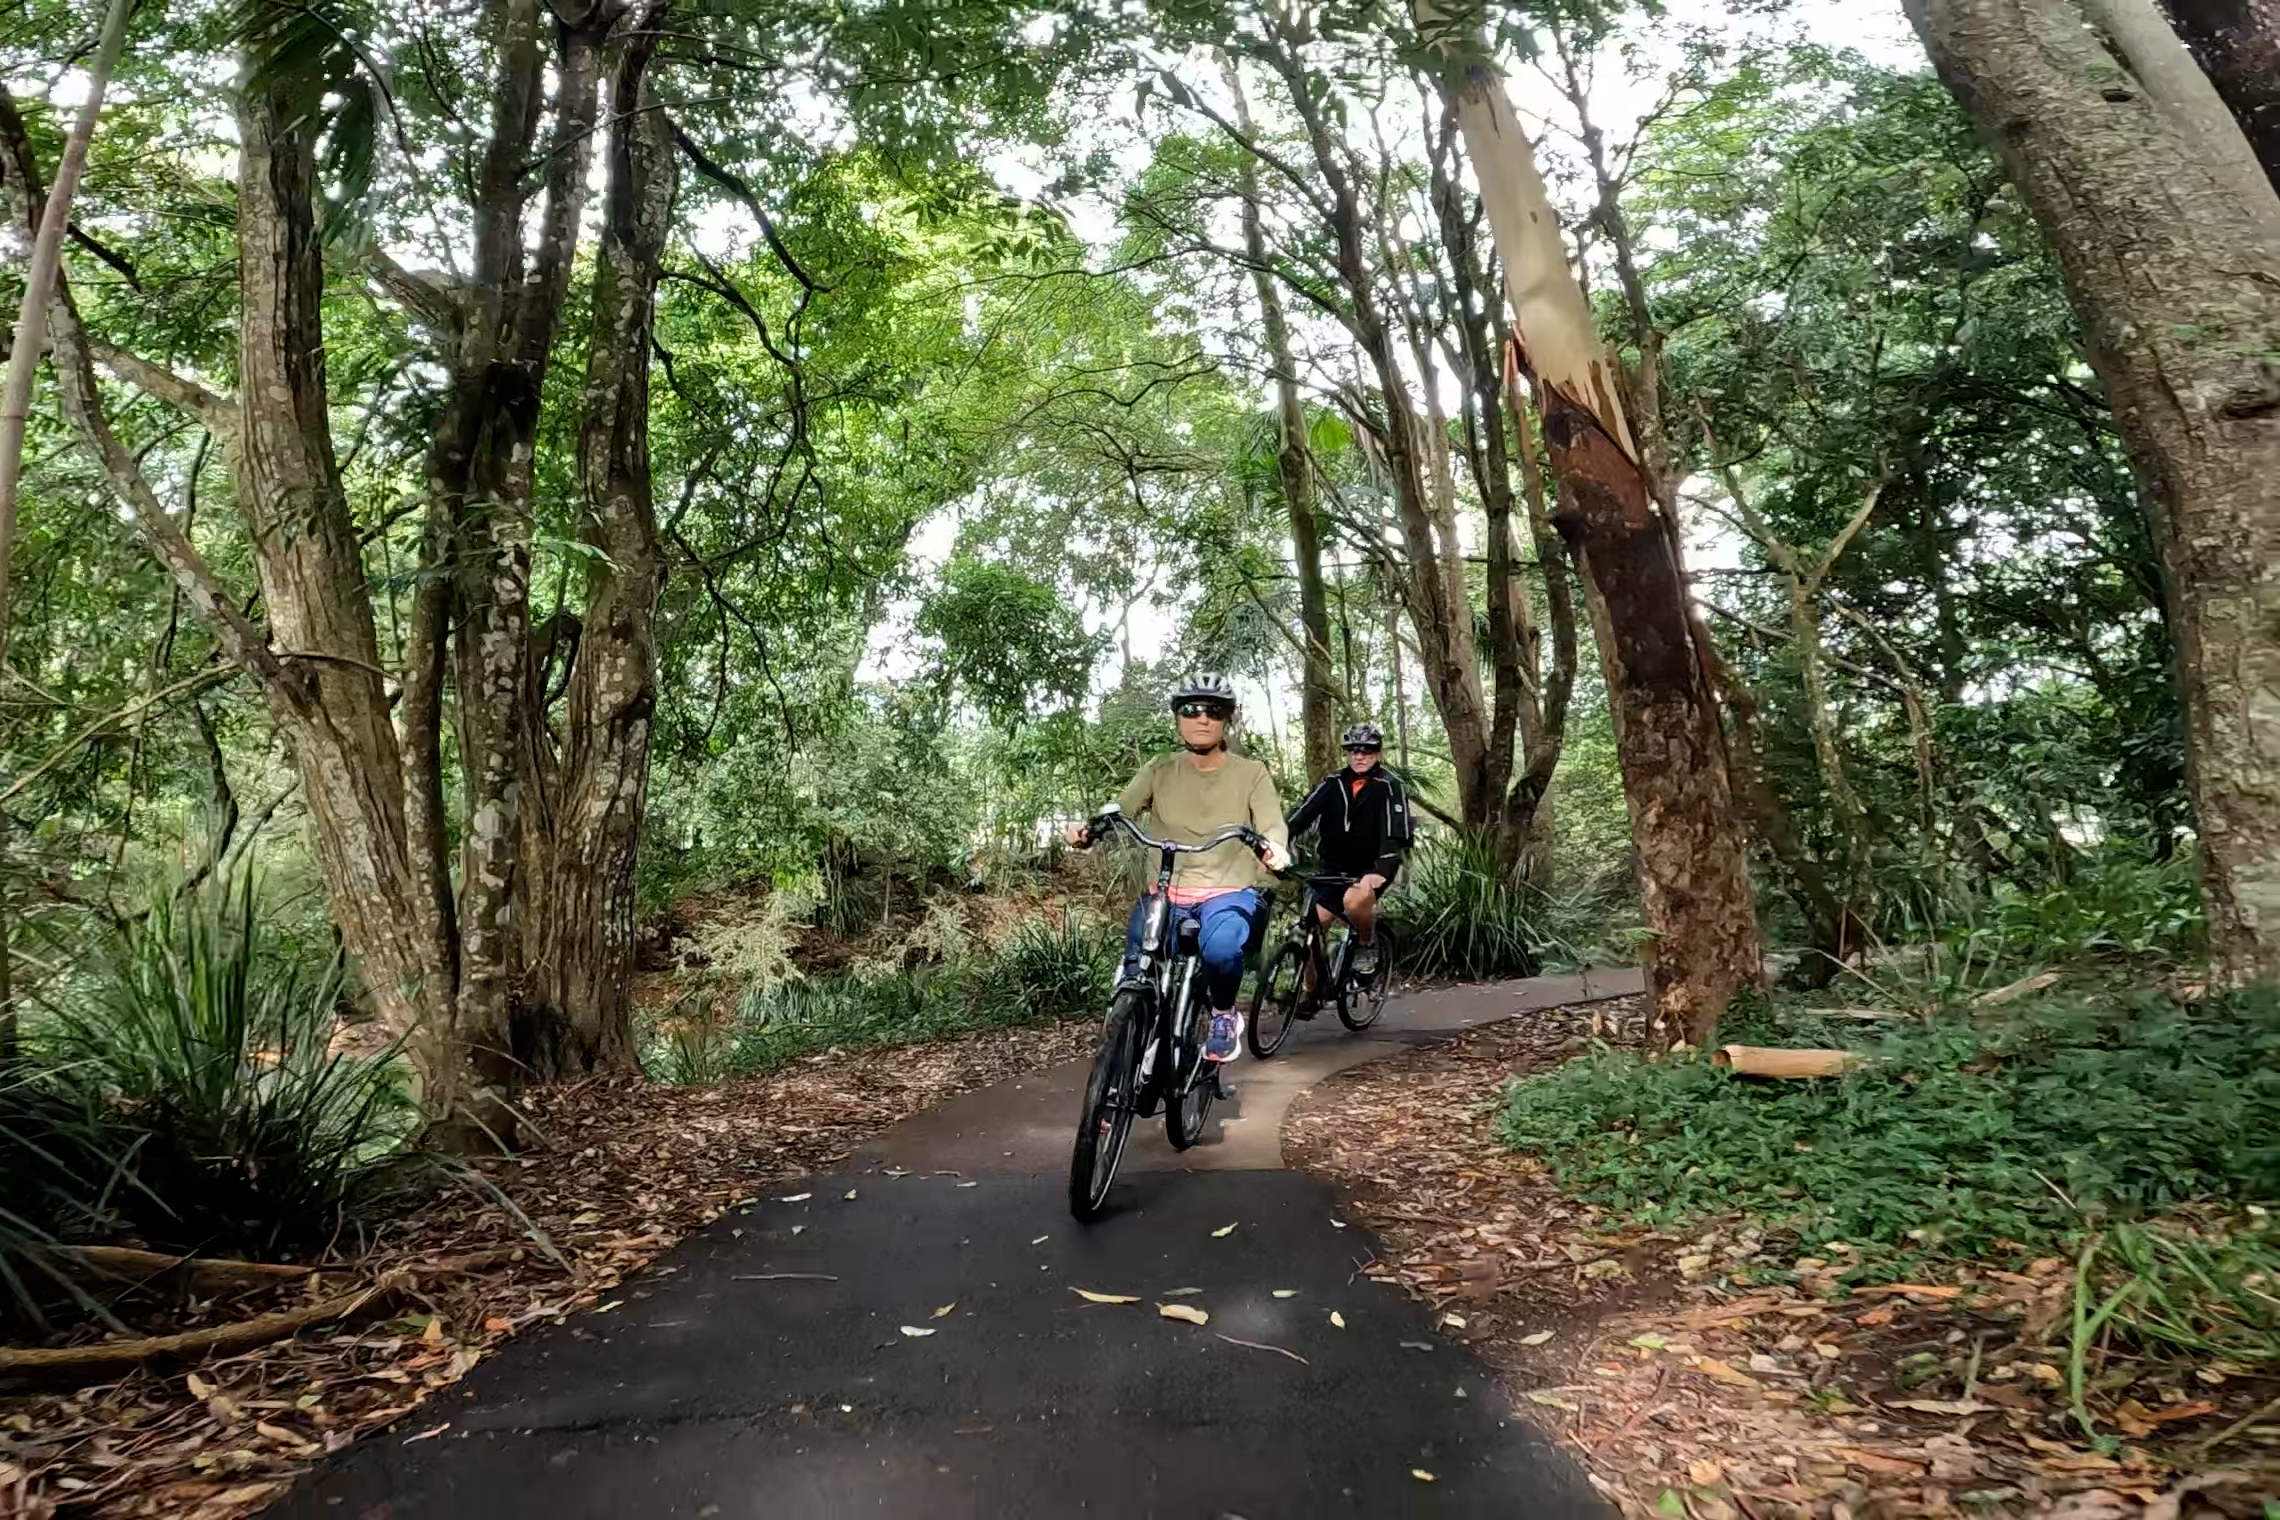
[1904,0,2280,982]
[2160,0,2280,190]
[516,12,672,1079]
[1225,57,1338,783]
[1418,7,1761,1045]
[233,83,468,1101]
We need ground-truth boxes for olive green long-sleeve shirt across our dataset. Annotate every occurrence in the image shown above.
[1115,749,1289,894]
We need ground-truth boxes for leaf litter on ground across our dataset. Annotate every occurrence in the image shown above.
[1283,997,2278,1519]
[0,1017,1098,1520]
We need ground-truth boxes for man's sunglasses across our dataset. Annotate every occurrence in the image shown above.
[1175,701,1233,720]
[1344,744,1382,755]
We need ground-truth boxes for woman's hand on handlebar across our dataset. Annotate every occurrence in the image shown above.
[1063,820,1093,848]
[1259,838,1292,874]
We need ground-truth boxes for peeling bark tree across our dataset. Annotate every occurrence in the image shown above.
[1415,4,1762,1046]
[1904,0,2280,983]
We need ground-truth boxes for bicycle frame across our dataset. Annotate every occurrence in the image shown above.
[1092,808,1264,1083]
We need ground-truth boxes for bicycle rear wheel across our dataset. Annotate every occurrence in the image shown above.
[1167,980,1216,1150]
[1069,989,1146,1219]
[1247,939,1303,1058]
[1337,925,1396,1031]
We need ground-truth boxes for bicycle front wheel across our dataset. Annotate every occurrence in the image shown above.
[1337,925,1396,1031]
[1247,940,1303,1058]
[1167,983,1217,1150]
[1069,989,1146,1219]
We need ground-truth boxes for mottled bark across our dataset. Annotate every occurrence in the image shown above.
[1417,7,1761,1044]
[1261,36,1495,821]
[232,85,463,1092]
[2160,0,2280,190]
[1499,353,1579,889]
[1905,0,2280,981]
[452,20,606,1065]
[516,13,672,1079]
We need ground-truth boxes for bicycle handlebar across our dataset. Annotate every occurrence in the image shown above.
[1081,808,1270,859]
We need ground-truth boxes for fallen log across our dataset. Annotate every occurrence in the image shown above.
[41,1245,314,1295]
[1713,1045,1864,1079]
[0,1272,405,1385]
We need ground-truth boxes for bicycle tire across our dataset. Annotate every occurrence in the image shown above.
[1167,994,1216,1152]
[1247,939,1304,1058]
[1069,988,1146,1219]
[1337,925,1396,1031]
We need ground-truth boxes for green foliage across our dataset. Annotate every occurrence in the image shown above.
[2075,1219,2280,1377]
[1932,844,2204,966]
[33,876,415,1257]
[640,911,1118,1081]
[916,559,1102,732]
[0,1063,143,1326]
[1499,985,2280,1268]
[1389,831,1543,982]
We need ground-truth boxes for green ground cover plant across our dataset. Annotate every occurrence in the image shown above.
[1502,983,2279,1267]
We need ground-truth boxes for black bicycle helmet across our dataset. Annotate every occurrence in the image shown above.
[1168,673,1238,712]
[1341,722,1384,751]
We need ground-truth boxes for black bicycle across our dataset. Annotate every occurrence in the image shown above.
[1246,872,1398,1058]
[1066,807,1271,1220]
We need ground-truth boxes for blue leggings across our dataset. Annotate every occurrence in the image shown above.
[1124,890,1261,1010]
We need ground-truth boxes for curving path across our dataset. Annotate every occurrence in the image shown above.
[275,969,1639,1520]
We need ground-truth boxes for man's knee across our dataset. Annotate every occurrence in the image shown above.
[1344,885,1376,917]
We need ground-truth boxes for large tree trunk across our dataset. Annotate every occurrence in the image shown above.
[516,13,673,1079]
[2158,0,2280,191]
[1225,59,1338,782]
[1418,7,1761,1046]
[451,18,606,1065]
[1904,0,2280,982]
[233,84,470,1101]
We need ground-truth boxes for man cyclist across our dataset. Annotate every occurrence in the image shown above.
[1284,723,1412,977]
[1064,675,1290,1064]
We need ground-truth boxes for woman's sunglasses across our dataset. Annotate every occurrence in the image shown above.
[1175,701,1232,720]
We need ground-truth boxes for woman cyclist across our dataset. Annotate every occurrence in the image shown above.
[1064,675,1290,1063]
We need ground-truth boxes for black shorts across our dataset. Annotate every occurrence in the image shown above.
[1309,868,1396,916]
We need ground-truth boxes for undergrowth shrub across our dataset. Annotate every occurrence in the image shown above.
[1388,831,1543,982]
[1910,844,2204,965]
[0,1063,146,1326]
[1388,830,1638,980]
[1499,983,2280,1268]
[640,911,1117,1080]
[36,875,416,1258]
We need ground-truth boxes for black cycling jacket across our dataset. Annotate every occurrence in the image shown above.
[1286,766,1415,880]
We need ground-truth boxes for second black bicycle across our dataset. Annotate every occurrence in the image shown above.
[1246,872,1397,1058]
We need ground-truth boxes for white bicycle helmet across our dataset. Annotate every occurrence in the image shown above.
[1167,673,1238,711]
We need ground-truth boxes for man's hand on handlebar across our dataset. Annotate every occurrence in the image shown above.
[1063,820,1094,848]
[1260,839,1292,874]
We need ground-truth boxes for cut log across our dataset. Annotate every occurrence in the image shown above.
[0,1273,404,1385]
[1712,1045,1864,1079]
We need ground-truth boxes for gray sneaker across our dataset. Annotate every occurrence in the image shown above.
[1351,939,1380,978]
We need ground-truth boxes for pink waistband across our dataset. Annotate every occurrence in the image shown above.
[1166,885,1242,907]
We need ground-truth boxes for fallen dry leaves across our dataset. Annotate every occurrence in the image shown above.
[0,1016,1096,1520]
[1282,999,2278,1520]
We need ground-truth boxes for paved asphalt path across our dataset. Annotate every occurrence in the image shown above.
[275,970,1639,1520]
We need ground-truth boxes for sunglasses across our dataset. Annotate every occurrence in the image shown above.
[1175,701,1232,720]
[1344,745,1381,755]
